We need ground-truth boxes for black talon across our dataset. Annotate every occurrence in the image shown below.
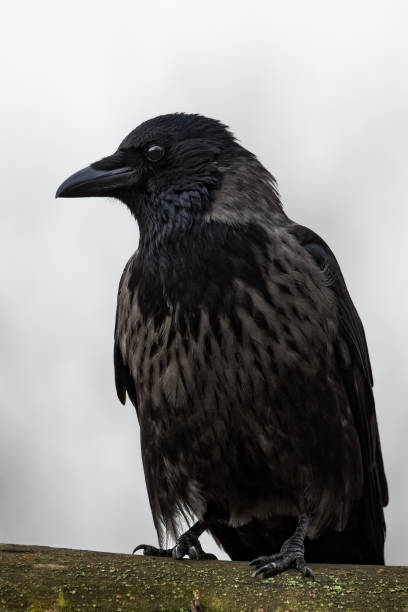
[132,544,147,554]
[249,555,271,567]
[133,544,172,557]
[249,514,313,580]
[189,545,199,559]
[295,556,315,579]
[132,520,217,561]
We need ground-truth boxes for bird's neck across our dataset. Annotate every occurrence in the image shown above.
[205,153,285,226]
[137,155,286,255]
[137,181,215,254]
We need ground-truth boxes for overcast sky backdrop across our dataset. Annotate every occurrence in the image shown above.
[1,0,407,564]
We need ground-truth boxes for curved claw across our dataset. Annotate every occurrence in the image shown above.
[303,566,315,579]
[295,557,315,579]
[249,555,271,568]
[172,545,184,560]
[252,562,276,578]
[132,544,172,557]
[132,544,149,554]
[188,545,199,560]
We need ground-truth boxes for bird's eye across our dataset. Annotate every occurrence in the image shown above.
[145,144,165,162]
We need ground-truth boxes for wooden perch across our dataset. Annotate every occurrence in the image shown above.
[1,543,407,611]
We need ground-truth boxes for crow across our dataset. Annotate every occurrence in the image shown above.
[56,113,388,578]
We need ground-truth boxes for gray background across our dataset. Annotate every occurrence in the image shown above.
[1,0,407,563]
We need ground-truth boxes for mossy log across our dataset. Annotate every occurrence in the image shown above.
[1,543,407,611]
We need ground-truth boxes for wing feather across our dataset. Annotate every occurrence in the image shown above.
[114,259,138,411]
[290,224,387,562]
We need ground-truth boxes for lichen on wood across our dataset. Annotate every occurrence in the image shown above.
[1,544,407,611]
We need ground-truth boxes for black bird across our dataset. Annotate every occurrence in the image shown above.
[56,113,388,578]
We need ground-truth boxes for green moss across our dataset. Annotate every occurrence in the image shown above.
[57,588,67,607]
[0,544,407,611]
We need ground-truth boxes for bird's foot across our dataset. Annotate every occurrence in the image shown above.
[133,528,217,560]
[249,513,314,579]
[249,550,314,579]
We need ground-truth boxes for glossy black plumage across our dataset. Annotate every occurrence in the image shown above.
[57,113,388,569]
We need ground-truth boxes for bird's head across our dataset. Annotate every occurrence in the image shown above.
[56,113,282,244]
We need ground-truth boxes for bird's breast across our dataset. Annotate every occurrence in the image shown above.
[115,226,361,526]
[117,226,339,440]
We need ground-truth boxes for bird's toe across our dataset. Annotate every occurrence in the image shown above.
[295,556,315,579]
[132,544,172,557]
[175,534,217,560]
[249,555,270,568]
[251,552,313,580]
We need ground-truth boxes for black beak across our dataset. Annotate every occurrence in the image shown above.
[56,163,135,198]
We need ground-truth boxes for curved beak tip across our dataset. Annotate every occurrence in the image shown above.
[55,184,64,198]
[55,164,135,200]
